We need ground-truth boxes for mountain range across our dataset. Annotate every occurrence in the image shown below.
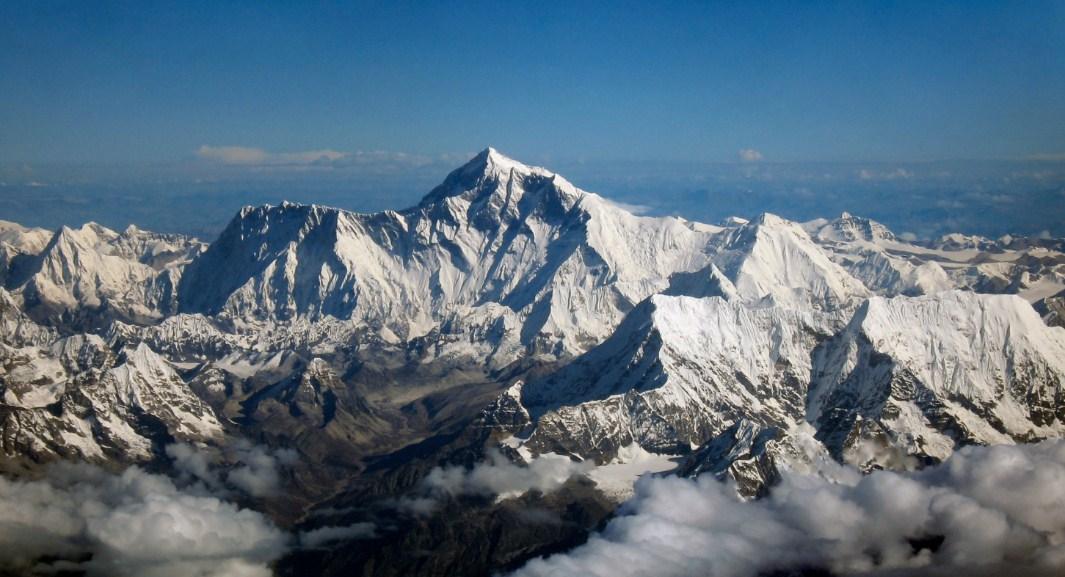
[1,148,1064,576]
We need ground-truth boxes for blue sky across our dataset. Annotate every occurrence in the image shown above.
[1,2,1064,240]
[2,1,1064,164]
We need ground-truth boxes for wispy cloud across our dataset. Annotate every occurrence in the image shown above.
[194,145,454,171]
[396,450,590,515]
[738,148,763,162]
[299,522,377,549]
[1030,152,1065,161]
[196,145,346,166]
[603,198,654,215]
[858,167,914,181]
[167,440,299,498]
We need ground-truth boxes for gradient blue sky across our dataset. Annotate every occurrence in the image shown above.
[3,1,1064,165]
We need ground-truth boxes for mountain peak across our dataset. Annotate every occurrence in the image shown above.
[420,147,582,211]
[754,212,789,227]
[460,147,536,179]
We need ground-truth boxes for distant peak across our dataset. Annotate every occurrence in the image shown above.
[755,213,789,227]
[461,146,529,177]
[421,147,582,210]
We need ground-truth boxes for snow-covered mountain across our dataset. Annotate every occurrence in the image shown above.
[8,222,202,329]
[0,334,221,468]
[1,147,1064,520]
[804,212,1065,304]
[178,148,719,356]
[515,295,831,461]
[494,288,1065,494]
[809,291,1065,465]
[699,213,870,311]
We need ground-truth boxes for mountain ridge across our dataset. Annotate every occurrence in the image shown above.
[0,149,1064,576]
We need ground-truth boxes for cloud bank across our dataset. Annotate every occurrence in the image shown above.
[512,440,1065,577]
[0,463,289,577]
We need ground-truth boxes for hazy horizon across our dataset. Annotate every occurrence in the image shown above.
[2,151,1063,241]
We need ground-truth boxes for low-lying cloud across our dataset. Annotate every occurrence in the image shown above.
[512,440,1065,577]
[0,463,289,577]
[299,522,377,549]
[226,442,300,497]
[398,450,590,514]
[167,440,298,498]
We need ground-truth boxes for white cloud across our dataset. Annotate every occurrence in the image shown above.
[194,145,446,172]
[226,442,299,497]
[398,450,591,514]
[167,441,299,497]
[512,440,1065,577]
[1030,152,1065,161]
[0,463,289,577]
[738,149,763,162]
[300,522,377,548]
[426,451,589,500]
[859,167,914,181]
[196,145,346,167]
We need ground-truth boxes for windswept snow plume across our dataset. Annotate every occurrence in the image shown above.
[0,463,289,577]
[512,441,1065,577]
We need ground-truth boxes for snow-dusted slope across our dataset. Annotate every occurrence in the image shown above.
[0,220,52,255]
[809,290,1065,465]
[514,295,831,461]
[0,288,54,346]
[179,148,717,354]
[0,220,52,287]
[0,339,221,465]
